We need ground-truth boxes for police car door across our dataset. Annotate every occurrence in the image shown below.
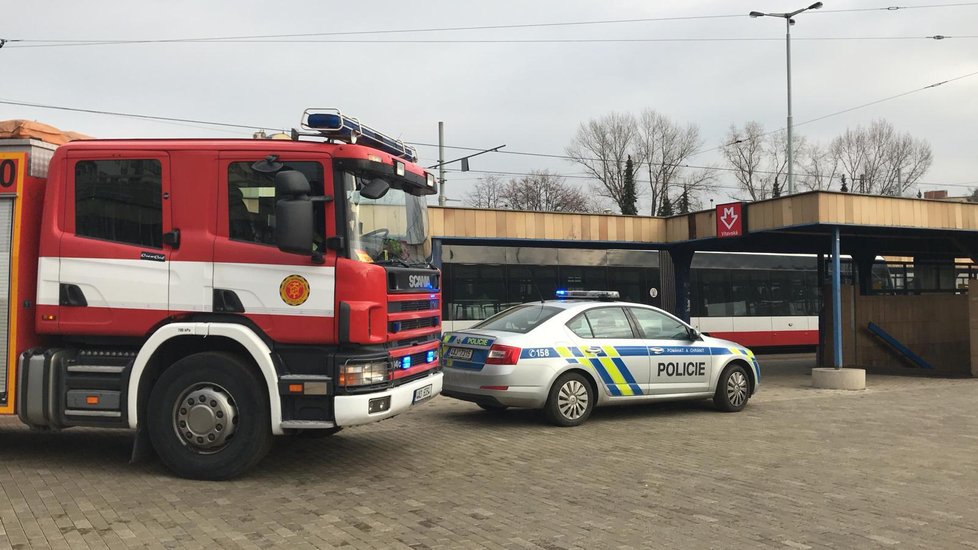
[627,307,712,395]
[565,306,650,398]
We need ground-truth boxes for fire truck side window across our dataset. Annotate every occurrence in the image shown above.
[74,159,163,248]
[227,161,324,246]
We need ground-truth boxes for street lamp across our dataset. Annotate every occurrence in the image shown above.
[749,2,823,195]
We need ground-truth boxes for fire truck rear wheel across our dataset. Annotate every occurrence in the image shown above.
[147,352,272,480]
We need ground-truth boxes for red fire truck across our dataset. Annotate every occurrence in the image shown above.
[0,110,443,479]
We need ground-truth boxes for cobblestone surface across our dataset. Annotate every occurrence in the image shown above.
[1,354,977,549]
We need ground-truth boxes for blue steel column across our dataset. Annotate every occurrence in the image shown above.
[832,228,843,369]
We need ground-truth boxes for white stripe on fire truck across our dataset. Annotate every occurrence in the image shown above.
[38,257,337,317]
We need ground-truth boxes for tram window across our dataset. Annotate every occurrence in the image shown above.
[729,271,753,316]
[692,270,731,316]
[609,268,643,304]
[449,264,508,321]
[509,265,557,304]
[559,266,609,292]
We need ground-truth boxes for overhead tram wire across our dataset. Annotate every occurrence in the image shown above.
[0,99,281,134]
[410,65,978,175]
[6,35,977,49]
[4,2,977,48]
[1,94,975,190]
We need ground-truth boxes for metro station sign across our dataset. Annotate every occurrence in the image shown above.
[716,202,746,238]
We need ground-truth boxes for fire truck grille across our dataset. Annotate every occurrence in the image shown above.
[388,299,439,313]
[389,317,438,333]
[389,334,440,349]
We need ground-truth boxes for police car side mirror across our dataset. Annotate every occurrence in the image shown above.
[687,327,702,341]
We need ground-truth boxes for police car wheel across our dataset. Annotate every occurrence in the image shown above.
[544,372,594,427]
[477,403,509,412]
[714,363,751,412]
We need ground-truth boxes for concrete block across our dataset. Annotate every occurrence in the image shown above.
[812,368,866,390]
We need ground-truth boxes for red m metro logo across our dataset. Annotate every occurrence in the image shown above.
[716,202,745,238]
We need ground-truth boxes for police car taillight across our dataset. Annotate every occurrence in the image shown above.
[485,344,521,365]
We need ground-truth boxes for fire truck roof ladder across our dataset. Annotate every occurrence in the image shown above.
[298,108,418,163]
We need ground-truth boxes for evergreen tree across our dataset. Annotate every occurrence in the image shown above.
[678,185,690,214]
[840,174,848,193]
[621,155,638,215]
[772,178,781,198]
[658,192,674,216]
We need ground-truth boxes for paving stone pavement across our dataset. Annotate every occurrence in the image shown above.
[1,354,977,549]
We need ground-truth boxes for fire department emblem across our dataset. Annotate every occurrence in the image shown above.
[279,274,310,306]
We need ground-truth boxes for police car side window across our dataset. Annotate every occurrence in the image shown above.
[566,313,593,338]
[583,307,636,339]
[629,307,689,340]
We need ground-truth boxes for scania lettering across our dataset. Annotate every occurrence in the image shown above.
[0,110,443,479]
[409,275,433,288]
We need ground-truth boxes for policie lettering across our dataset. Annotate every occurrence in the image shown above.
[0,159,15,188]
[657,362,706,377]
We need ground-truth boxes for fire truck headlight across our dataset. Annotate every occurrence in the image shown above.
[338,361,389,387]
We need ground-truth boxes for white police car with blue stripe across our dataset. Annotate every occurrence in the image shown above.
[441,290,760,426]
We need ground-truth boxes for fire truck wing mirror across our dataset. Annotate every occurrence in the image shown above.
[275,199,314,255]
[360,178,390,200]
[274,170,311,198]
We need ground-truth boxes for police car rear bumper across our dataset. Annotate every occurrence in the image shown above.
[443,364,554,408]
[334,372,443,427]
[442,387,546,409]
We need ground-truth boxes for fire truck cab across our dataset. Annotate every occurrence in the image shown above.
[0,111,444,479]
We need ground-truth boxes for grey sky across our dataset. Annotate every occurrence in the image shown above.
[2,1,975,211]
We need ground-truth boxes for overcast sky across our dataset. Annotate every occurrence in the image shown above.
[2,1,975,211]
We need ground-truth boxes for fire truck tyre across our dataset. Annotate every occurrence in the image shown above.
[714,363,751,412]
[147,352,272,480]
[544,372,594,427]
[477,403,509,412]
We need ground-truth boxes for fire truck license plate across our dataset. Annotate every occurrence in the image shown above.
[413,384,433,403]
[446,347,473,360]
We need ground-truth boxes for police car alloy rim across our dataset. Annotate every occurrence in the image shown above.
[726,371,749,407]
[557,380,589,420]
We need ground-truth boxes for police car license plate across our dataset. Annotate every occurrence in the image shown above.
[446,347,473,360]
[413,384,433,403]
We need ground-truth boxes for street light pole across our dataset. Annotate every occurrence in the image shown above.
[749,2,823,196]
[785,16,794,195]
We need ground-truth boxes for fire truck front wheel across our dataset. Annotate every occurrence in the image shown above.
[147,352,273,480]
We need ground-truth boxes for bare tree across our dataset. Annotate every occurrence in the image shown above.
[721,121,768,200]
[500,170,593,213]
[565,112,642,214]
[463,174,506,208]
[637,109,710,216]
[762,129,807,195]
[830,119,933,195]
[799,142,838,191]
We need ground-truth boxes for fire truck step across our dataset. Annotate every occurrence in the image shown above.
[280,420,337,429]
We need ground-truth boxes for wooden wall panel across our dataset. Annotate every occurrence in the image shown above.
[429,193,978,245]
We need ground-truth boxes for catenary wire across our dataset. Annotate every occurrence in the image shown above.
[4,2,976,47]
[5,36,976,49]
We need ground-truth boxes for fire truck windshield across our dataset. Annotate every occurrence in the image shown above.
[341,171,431,265]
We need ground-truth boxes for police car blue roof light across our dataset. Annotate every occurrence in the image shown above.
[302,108,418,163]
[555,290,621,300]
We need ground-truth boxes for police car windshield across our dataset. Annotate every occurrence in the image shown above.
[473,304,562,334]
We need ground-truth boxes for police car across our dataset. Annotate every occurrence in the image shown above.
[441,290,759,426]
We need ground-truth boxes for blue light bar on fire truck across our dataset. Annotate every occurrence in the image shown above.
[301,108,418,163]
[555,289,621,300]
